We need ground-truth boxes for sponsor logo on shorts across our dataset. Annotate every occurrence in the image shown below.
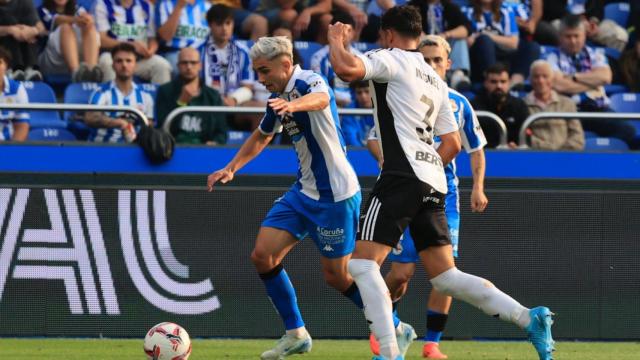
[415,151,443,167]
[316,226,345,245]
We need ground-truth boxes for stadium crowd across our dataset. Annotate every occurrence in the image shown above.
[0,0,639,150]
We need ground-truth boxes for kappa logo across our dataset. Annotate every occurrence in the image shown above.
[0,189,220,315]
[323,244,334,252]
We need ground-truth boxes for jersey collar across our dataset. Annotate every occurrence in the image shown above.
[283,65,302,93]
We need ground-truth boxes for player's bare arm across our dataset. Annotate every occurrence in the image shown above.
[328,22,366,82]
[267,92,329,116]
[469,150,488,212]
[436,131,461,166]
[207,130,273,191]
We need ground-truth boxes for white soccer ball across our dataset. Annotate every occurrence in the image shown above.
[143,322,192,360]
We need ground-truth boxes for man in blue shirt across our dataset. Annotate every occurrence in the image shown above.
[207,36,363,360]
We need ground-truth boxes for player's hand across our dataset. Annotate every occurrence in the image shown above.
[470,189,488,213]
[207,168,234,191]
[328,22,347,45]
[268,98,293,116]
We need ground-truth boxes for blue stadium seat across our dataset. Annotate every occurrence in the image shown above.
[585,137,629,151]
[604,2,630,27]
[539,45,557,57]
[21,81,65,128]
[227,130,252,145]
[140,83,158,100]
[604,84,629,96]
[294,41,323,68]
[609,93,640,113]
[352,42,379,53]
[63,82,100,140]
[28,127,77,141]
[583,130,598,138]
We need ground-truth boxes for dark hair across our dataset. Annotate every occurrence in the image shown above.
[560,14,585,32]
[207,4,234,24]
[380,5,423,39]
[0,46,11,67]
[43,0,76,16]
[350,80,369,90]
[471,0,502,23]
[484,62,510,77]
[330,10,355,28]
[111,42,137,58]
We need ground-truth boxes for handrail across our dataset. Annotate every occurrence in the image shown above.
[162,106,373,132]
[475,111,508,148]
[518,112,640,145]
[163,106,509,147]
[1,103,150,126]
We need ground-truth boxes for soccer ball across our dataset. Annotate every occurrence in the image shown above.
[143,322,192,360]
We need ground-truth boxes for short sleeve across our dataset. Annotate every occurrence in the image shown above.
[14,84,30,122]
[367,127,378,141]
[94,0,111,33]
[434,86,458,136]
[357,49,397,82]
[258,95,282,135]
[591,47,609,68]
[459,97,487,152]
[304,72,330,95]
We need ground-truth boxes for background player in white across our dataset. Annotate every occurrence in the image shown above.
[207,36,364,360]
[328,5,554,360]
[367,35,488,359]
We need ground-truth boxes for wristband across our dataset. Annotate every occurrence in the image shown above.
[229,86,253,105]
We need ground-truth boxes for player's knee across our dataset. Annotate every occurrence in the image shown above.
[388,269,413,286]
[322,267,349,290]
[348,258,379,278]
[250,248,276,271]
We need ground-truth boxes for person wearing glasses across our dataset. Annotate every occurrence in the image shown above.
[155,47,228,145]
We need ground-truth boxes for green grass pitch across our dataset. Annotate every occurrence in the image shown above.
[1,338,638,359]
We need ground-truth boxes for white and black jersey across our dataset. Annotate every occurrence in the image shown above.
[357,48,458,194]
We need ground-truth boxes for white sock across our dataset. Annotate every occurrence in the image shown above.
[348,259,399,359]
[285,327,307,338]
[430,267,530,329]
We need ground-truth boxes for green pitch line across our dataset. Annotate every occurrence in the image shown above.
[0,338,638,359]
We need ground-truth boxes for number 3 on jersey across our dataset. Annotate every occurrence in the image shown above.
[416,94,435,145]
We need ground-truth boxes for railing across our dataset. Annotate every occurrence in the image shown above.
[1,103,150,126]
[518,112,640,146]
[163,106,508,147]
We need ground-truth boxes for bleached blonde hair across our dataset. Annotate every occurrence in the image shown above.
[250,36,293,61]
[419,35,451,55]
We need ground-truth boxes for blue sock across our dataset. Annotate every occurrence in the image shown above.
[392,302,401,328]
[424,310,448,343]
[342,282,363,309]
[259,264,304,330]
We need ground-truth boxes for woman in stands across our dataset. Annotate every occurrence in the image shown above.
[37,0,102,82]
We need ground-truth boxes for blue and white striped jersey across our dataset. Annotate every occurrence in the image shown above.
[202,38,254,96]
[94,0,155,42]
[0,77,29,141]
[155,0,211,51]
[463,4,519,36]
[88,81,154,143]
[38,5,87,32]
[435,88,487,192]
[310,45,363,106]
[502,0,531,20]
[258,66,360,203]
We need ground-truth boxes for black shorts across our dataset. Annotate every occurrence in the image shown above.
[357,174,450,252]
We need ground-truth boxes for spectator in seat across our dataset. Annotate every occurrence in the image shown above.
[85,43,155,143]
[464,0,540,86]
[332,0,369,41]
[95,0,172,84]
[37,0,102,82]
[156,47,228,144]
[310,11,362,107]
[270,20,303,66]
[340,80,374,146]
[156,0,211,73]
[0,0,46,81]
[0,46,29,141]
[203,4,261,130]
[409,0,473,90]
[524,60,584,150]
[211,0,268,41]
[579,0,628,52]
[545,14,636,144]
[472,62,530,148]
[255,0,332,44]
